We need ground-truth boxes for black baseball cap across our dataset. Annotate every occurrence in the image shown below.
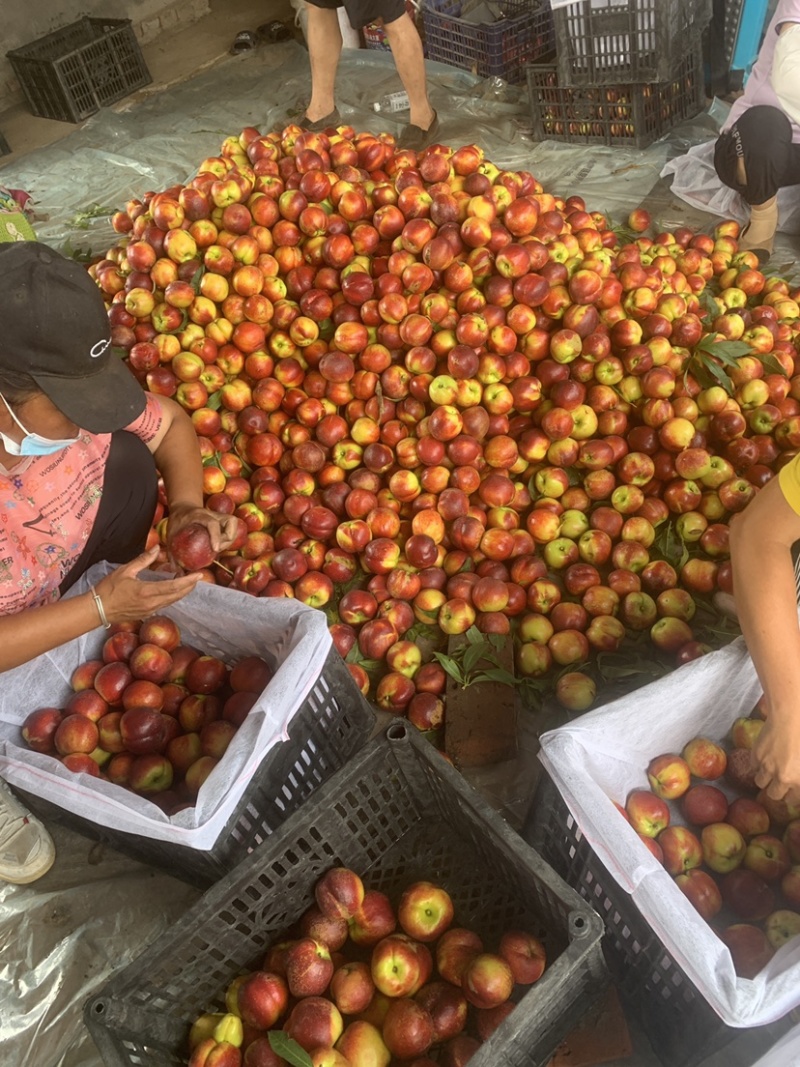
[0,242,146,433]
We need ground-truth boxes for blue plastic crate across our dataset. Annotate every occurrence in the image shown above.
[727,0,770,74]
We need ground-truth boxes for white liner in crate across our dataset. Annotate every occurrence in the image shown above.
[0,562,331,851]
[539,637,800,1027]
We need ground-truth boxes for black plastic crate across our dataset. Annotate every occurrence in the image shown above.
[17,647,374,888]
[85,723,607,1067]
[523,770,743,1067]
[423,0,554,86]
[553,0,712,86]
[527,38,704,149]
[7,18,151,123]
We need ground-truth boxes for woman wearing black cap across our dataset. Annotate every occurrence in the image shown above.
[0,242,238,883]
[713,0,800,260]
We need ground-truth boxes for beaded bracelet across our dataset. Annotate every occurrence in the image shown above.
[89,585,111,629]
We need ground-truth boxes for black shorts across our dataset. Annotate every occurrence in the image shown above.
[714,105,800,205]
[306,0,406,31]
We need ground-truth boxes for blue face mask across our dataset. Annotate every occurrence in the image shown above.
[0,393,80,457]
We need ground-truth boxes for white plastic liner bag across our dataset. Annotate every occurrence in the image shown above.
[0,561,332,851]
[538,636,800,1028]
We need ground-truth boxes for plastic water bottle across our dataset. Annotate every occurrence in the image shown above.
[373,91,410,113]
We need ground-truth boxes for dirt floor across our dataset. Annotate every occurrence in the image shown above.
[0,4,799,1066]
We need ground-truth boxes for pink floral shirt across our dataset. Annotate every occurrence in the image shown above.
[0,394,163,615]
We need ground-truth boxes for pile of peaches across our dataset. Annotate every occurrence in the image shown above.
[95,119,800,724]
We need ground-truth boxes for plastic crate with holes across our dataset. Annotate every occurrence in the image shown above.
[84,723,607,1067]
[0,563,374,888]
[524,770,745,1067]
[521,634,800,1067]
[551,0,712,87]
[6,17,151,124]
[422,0,555,85]
[527,37,704,149]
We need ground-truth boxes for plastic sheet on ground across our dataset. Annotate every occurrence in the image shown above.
[0,39,781,1067]
[0,823,200,1067]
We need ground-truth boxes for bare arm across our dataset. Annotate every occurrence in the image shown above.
[1,396,227,671]
[730,475,800,802]
[1,547,201,672]
[145,395,237,555]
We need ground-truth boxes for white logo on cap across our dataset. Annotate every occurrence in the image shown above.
[90,339,111,359]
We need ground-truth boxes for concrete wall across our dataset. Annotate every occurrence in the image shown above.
[1,0,210,114]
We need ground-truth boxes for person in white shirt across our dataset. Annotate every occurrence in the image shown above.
[713,0,800,259]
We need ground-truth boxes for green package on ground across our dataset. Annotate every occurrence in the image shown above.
[0,212,36,242]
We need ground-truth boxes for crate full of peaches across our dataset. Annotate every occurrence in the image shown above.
[19,613,272,814]
[183,865,550,1066]
[84,723,607,1067]
[624,700,800,979]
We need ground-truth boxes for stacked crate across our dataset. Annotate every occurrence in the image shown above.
[422,0,555,86]
[527,0,712,148]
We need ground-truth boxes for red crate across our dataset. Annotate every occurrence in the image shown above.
[364,0,421,50]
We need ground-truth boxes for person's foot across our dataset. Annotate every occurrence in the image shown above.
[739,196,777,263]
[274,107,340,134]
[738,223,772,265]
[303,108,341,132]
[0,778,55,884]
[397,110,440,152]
[229,30,259,55]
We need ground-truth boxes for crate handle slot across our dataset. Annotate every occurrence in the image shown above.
[386,721,410,743]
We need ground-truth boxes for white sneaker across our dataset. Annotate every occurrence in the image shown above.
[0,777,55,884]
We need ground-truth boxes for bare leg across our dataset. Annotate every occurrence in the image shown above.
[305,4,342,121]
[383,12,434,130]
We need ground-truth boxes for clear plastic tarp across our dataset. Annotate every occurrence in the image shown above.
[4,41,734,259]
